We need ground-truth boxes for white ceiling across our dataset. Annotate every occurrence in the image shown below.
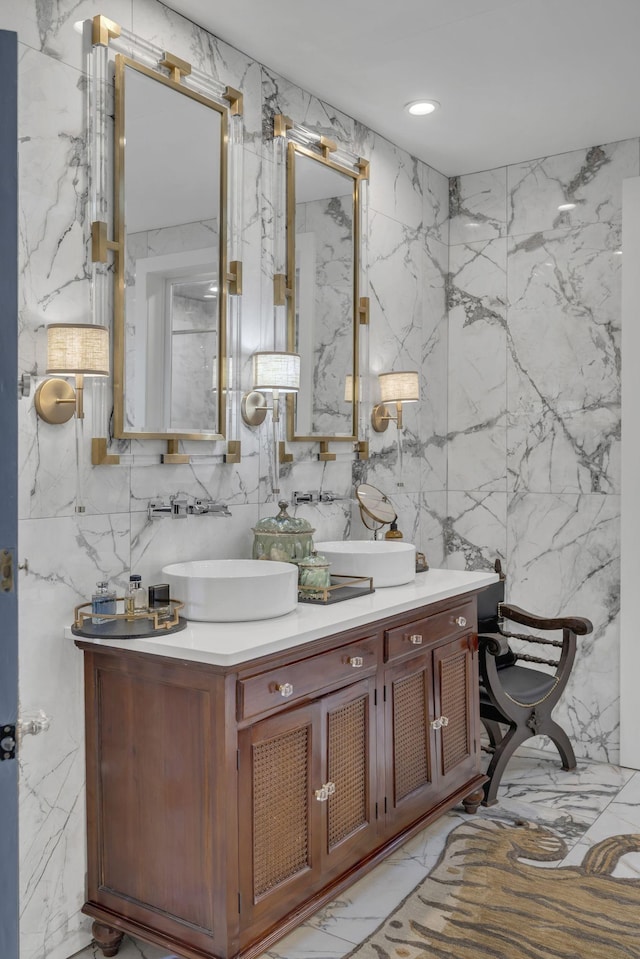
[162,0,640,176]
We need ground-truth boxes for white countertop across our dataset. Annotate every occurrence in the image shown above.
[68,567,498,667]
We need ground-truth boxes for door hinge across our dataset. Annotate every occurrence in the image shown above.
[374,688,377,706]
[383,685,387,703]
[384,796,387,815]
[1,725,16,760]
[238,892,241,913]
[1,549,14,593]
[237,748,240,770]
[375,801,378,820]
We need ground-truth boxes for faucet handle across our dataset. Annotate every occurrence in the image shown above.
[170,495,189,517]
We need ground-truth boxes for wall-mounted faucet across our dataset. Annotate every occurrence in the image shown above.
[148,495,232,520]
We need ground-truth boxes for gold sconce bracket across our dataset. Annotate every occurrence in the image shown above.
[34,379,76,425]
[279,441,293,464]
[241,391,268,427]
[160,52,192,82]
[162,440,190,464]
[318,442,336,462]
[355,440,369,460]
[273,114,293,138]
[91,437,120,465]
[371,403,391,433]
[92,221,120,263]
[223,86,243,116]
[227,260,243,296]
[358,296,370,325]
[224,440,241,464]
[273,273,292,306]
[372,402,404,432]
[92,14,121,47]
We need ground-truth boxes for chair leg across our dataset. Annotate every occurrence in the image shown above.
[546,720,576,771]
[481,718,503,750]
[482,724,532,807]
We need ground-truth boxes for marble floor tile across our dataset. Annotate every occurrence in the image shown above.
[70,750,640,959]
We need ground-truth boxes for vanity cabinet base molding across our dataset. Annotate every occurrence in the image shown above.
[78,594,487,959]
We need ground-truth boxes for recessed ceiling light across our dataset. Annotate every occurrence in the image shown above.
[613,250,623,255]
[405,99,440,117]
[557,202,576,211]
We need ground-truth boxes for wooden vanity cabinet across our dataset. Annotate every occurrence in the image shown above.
[78,594,486,959]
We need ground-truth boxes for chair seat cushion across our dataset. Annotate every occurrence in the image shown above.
[480,664,557,706]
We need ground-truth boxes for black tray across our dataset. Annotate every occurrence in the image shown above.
[71,615,187,640]
[298,575,375,606]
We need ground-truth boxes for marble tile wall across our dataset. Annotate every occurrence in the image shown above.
[447,139,640,766]
[8,2,448,957]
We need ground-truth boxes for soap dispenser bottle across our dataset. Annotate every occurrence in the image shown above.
[125,574,148,617]
[91,581,117,625]
[385,521,403,540]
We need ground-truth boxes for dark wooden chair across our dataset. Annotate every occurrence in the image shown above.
[477,560,593,806]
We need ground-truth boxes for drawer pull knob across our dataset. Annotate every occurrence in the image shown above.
[349,656,364,668]
[455,616,467,628]
[315,781,336,802]
[275,682,294,697]
[440,715,449,727]
[409,634,423,645]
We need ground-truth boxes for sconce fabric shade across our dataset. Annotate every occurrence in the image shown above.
[378,371,419,404]
[46,323,110,376]
[252,351,300,393]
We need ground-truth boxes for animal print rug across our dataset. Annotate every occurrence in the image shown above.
[346,819,640,959]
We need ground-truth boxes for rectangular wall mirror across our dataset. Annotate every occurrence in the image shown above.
[284,138,366,445]
[113,55,228,440]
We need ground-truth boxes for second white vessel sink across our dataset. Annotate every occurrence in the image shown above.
[162,559,298,622]
[315,540,416,588]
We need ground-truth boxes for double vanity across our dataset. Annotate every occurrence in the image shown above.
[73,566,497,959]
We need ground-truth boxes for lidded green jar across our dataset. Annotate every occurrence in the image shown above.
[298,551,332,600]
[252,501,315,565]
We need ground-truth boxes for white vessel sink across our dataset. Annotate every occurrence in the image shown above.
[162,559,298,622]
[315,541,416,588]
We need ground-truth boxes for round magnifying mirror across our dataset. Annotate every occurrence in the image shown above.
[356,484,397,533]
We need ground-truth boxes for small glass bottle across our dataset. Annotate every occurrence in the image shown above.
[92,581,117,625]
[125,574,148,618]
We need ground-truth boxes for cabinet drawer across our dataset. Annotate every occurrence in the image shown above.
[238,635,379,721]
[385,601,475,662]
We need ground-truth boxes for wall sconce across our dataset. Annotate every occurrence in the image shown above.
[371,371,419,432]
[34,323,110,512]
[241,351,300,493]
[34,323,110,423]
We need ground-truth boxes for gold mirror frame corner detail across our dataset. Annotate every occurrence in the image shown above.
[92,14,121,47]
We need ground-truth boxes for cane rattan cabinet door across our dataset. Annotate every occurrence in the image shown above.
[321,677,378,878]
[238,702,322,939]
[432,634,480,792]
[383,651,437,832]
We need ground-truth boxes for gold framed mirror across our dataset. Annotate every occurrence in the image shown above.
[277,122,369,451]
[113,55,228,441]
[88,16,244,464]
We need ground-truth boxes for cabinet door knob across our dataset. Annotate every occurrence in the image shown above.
[275,682,294,697]
[314,781,336,802]
[455,616,467,628]
[348,656,364,668]
[430,717,443,729]
[409,634,423,645]
[440,715,449,727]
